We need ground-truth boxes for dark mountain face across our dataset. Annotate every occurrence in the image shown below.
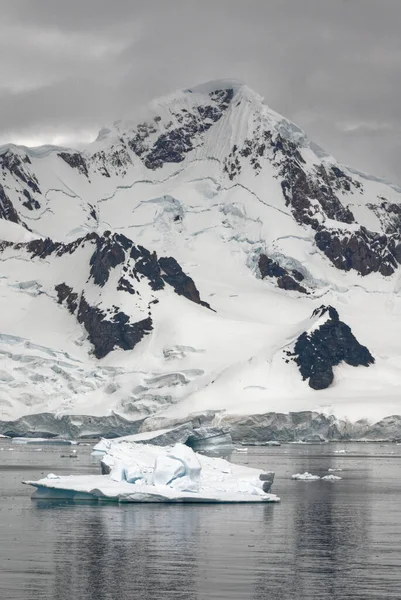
[288,306,375,390]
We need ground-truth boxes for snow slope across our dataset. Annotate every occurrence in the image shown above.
[0,79,400,428]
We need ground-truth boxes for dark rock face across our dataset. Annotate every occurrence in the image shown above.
[58,152,89,178]
[0,184,20,223]
[0,150,41,194]
[22,189,40,211]
[55,283,78,313]
[23,231,210,358]
[129,89,233,170]
[274,139,400,277]
[159,256,211,307]
[315,227,398,276]
[27,237,67,259]
[223,127,401,278]
[276,144,356,229]
[92,146,133,178]
[89,235,126,286]
[258,254,307,294]
[76,295,153,359]
[133,246,165,291]
[368,199,401,235]
[291,305,374,390]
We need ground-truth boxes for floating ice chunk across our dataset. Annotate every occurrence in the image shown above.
[46,473,60,479]
[291,472,320,481]
[152,455,185,486]
[334,449,347,454]
[91,438,112,455]
[322,475,342,481]
[328,468,343,472]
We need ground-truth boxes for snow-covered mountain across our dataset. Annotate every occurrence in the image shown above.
[0,79,400,437]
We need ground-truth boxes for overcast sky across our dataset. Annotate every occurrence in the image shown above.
[0,0,400,183]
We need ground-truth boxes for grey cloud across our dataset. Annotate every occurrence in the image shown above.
[0,0,400,183]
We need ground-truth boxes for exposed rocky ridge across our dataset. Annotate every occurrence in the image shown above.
[58,152,89,178]
[315,227,399,276]
[289,306,374,390]
[0,184,20,223]
[1,231,210,359]
[76,295,153,360]
[0,149,41,195]
[128,88,233,169]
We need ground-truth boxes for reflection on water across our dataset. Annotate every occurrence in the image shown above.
[1,442,401,599]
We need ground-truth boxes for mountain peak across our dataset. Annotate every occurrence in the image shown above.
[0,77,400,425]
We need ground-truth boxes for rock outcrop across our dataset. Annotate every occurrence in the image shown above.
[290,306,374,389]
[258,253,307,293]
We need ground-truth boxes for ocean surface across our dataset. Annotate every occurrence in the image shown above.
[1,439,400,600]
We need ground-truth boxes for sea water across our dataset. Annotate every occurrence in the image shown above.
[1,440,400,599]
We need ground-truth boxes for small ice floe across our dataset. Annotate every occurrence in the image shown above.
[33,449,43,452]
[328,468,343,472]
[322,475,342,481]
[291,472,320,481]
[235,447,248,453]
[333,449,347,454]
[46,473,60,479]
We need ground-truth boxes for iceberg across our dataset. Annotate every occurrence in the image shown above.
[322,474,342,481]
[24,442,279,503]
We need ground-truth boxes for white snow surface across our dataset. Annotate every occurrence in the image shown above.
[0,80,400,425]
[24,442,279,503]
